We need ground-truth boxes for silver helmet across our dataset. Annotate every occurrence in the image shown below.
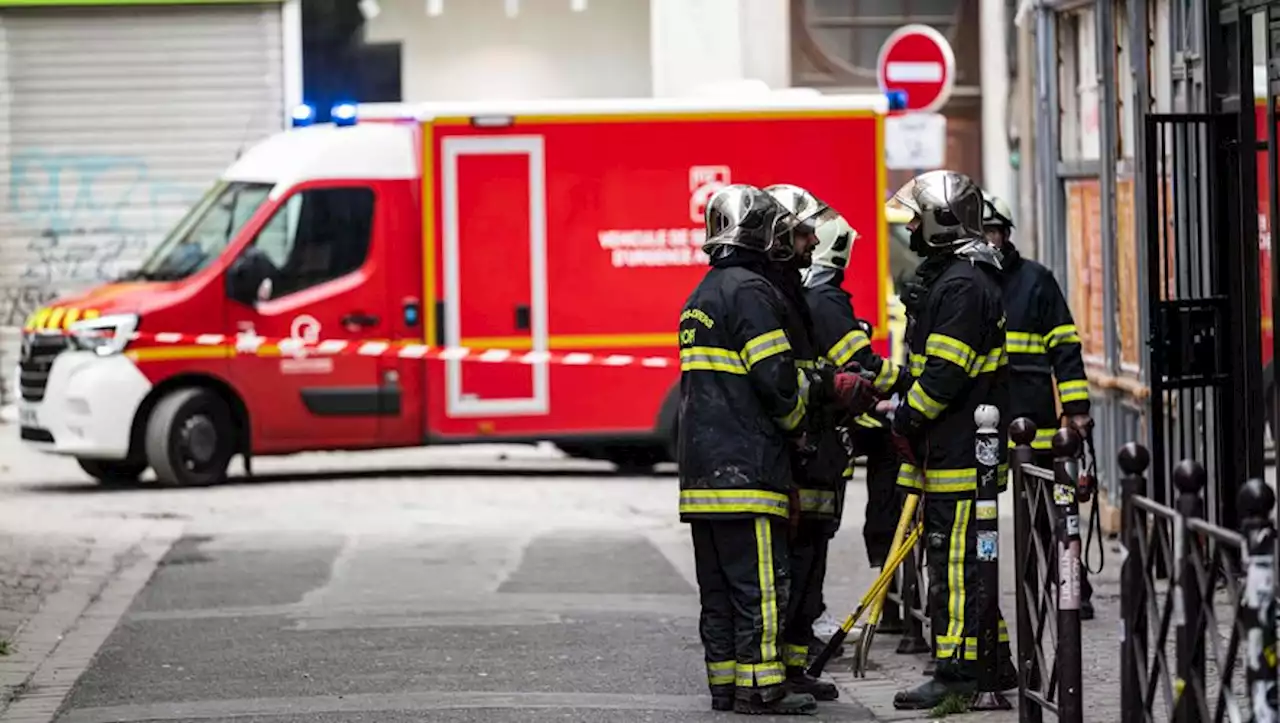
[886,170,986,251]
[981,191,1015,229]
[763,184,841,265]
[702,184,797,258]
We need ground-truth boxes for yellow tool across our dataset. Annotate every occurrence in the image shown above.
[851,493,920,676]
[805,516,922,678]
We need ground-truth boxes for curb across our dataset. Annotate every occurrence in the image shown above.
[0,519,184,723]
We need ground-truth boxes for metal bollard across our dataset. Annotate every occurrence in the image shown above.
[1009,417,1042,723]
[1172,460,1206,723]
[970,404,1011,710]
[1052,426,1083,723]
[1118,442,1151,723]
[1238,478,1277,723]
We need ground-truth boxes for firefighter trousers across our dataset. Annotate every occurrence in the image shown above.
[1031,452,1093,602]
[924,496,1013,680]
[850,426,904,567]
[782,521,830,668]
[691,517,791,696]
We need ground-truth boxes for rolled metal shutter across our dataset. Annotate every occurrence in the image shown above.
[0,3,285,405]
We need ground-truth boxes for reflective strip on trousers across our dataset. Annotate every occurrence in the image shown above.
[782,643,809,668]
[679,489,790,517]
[755,517,781,676]
[936,620,1010,660]
[735,661,786,688]
[706,660,735,686]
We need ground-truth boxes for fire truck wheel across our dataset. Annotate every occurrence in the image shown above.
[145,387,235,487]
[76,458,147,487]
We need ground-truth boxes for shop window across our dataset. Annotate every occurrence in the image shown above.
[249,187,376,300]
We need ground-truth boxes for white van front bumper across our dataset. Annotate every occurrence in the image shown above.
[18,352,152,460]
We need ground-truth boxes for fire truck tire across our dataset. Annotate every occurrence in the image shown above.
[145,388,235,488]
[76,458,147,487]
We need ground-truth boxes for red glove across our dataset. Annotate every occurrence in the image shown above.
[890,431,918,466]
[832,372,880,415]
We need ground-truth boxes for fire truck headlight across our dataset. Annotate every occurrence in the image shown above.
[68,314,139,358]
[291,104,317,128]
[332,102,358,127]
[886,90,908,111]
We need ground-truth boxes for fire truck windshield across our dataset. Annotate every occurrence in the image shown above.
[131,181,274,282]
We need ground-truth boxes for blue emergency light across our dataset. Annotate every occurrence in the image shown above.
[886,90,909,111]
[291,103,317,127]
[332,102,359,127]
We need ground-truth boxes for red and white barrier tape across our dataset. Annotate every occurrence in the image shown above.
[110,330,677,369]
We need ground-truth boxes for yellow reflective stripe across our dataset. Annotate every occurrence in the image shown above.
[680,346,747,374]
[935,622,1010,660]
[1005,331,1046,355]
[796,359,816,369]
[707,660,735,686]
[873,359,901,393]
[742,329,791,369]
[1058,378,1089,403]
[755,518,780,665]
[827,328,871,366]
[855,414,884,428]
[924,333,977,371]
[896,464,1010,494]
[842,464,855,477]
[776,394,806,432]
[1045,324,1081,348]
[798,488,837,515]
[945,499,972,659]
[735,661,785,688]
[679,489,791,517]
[907,381,945,419]
[972,347,1008,375]
[910,353,927,376]
[1007,427,1056,450]
[782,643,809,667]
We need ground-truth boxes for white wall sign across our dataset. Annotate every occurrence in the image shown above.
[884,113,947,171]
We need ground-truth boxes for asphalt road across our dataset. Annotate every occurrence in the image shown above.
[0,443,888,722]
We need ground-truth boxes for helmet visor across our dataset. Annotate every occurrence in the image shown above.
[886,179,922,219]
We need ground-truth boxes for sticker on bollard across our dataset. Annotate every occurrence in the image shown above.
[976,531,998,562]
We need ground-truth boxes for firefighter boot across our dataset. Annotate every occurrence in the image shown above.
[710,685,735,711]
[734,686,818,716]
[892,678,977,710]
[785,667,838,701]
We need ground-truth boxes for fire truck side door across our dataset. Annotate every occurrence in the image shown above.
[225,183,387,449]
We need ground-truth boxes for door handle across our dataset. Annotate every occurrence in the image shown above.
[515,304,530,331]
[342,312,380,329]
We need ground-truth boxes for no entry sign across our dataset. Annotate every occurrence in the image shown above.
[876,24,956,114]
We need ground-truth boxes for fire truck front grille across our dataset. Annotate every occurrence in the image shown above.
[19,334,68,402]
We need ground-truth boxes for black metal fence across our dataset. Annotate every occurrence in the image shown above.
[1006,419,1278,723]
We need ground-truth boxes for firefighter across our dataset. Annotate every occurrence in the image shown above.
[762,183,880,702]
[982,191,1095,619]
[678,183,877,715]
[883,170,1017,710]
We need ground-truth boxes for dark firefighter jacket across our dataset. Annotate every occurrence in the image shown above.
[1000,245,1091,449]
[804,279,907,485]
[677,254,809,522]
[766,267,841,522]
[894,253,1010,499]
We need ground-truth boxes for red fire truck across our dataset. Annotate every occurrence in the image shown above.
[14,95,895,486]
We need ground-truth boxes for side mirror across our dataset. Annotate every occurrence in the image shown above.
[226,248,274,306]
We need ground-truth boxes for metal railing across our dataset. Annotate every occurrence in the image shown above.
[1008,419,1087,723]
[1118,444,1277,723]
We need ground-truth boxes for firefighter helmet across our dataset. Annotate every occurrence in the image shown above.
[702,184,796,258]
[810,214,858,270]
[764,184,841,264]
[982,192,1015,229]
[885,170,986,251]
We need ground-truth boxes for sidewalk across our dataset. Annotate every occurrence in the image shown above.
[821,496,1123,721]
